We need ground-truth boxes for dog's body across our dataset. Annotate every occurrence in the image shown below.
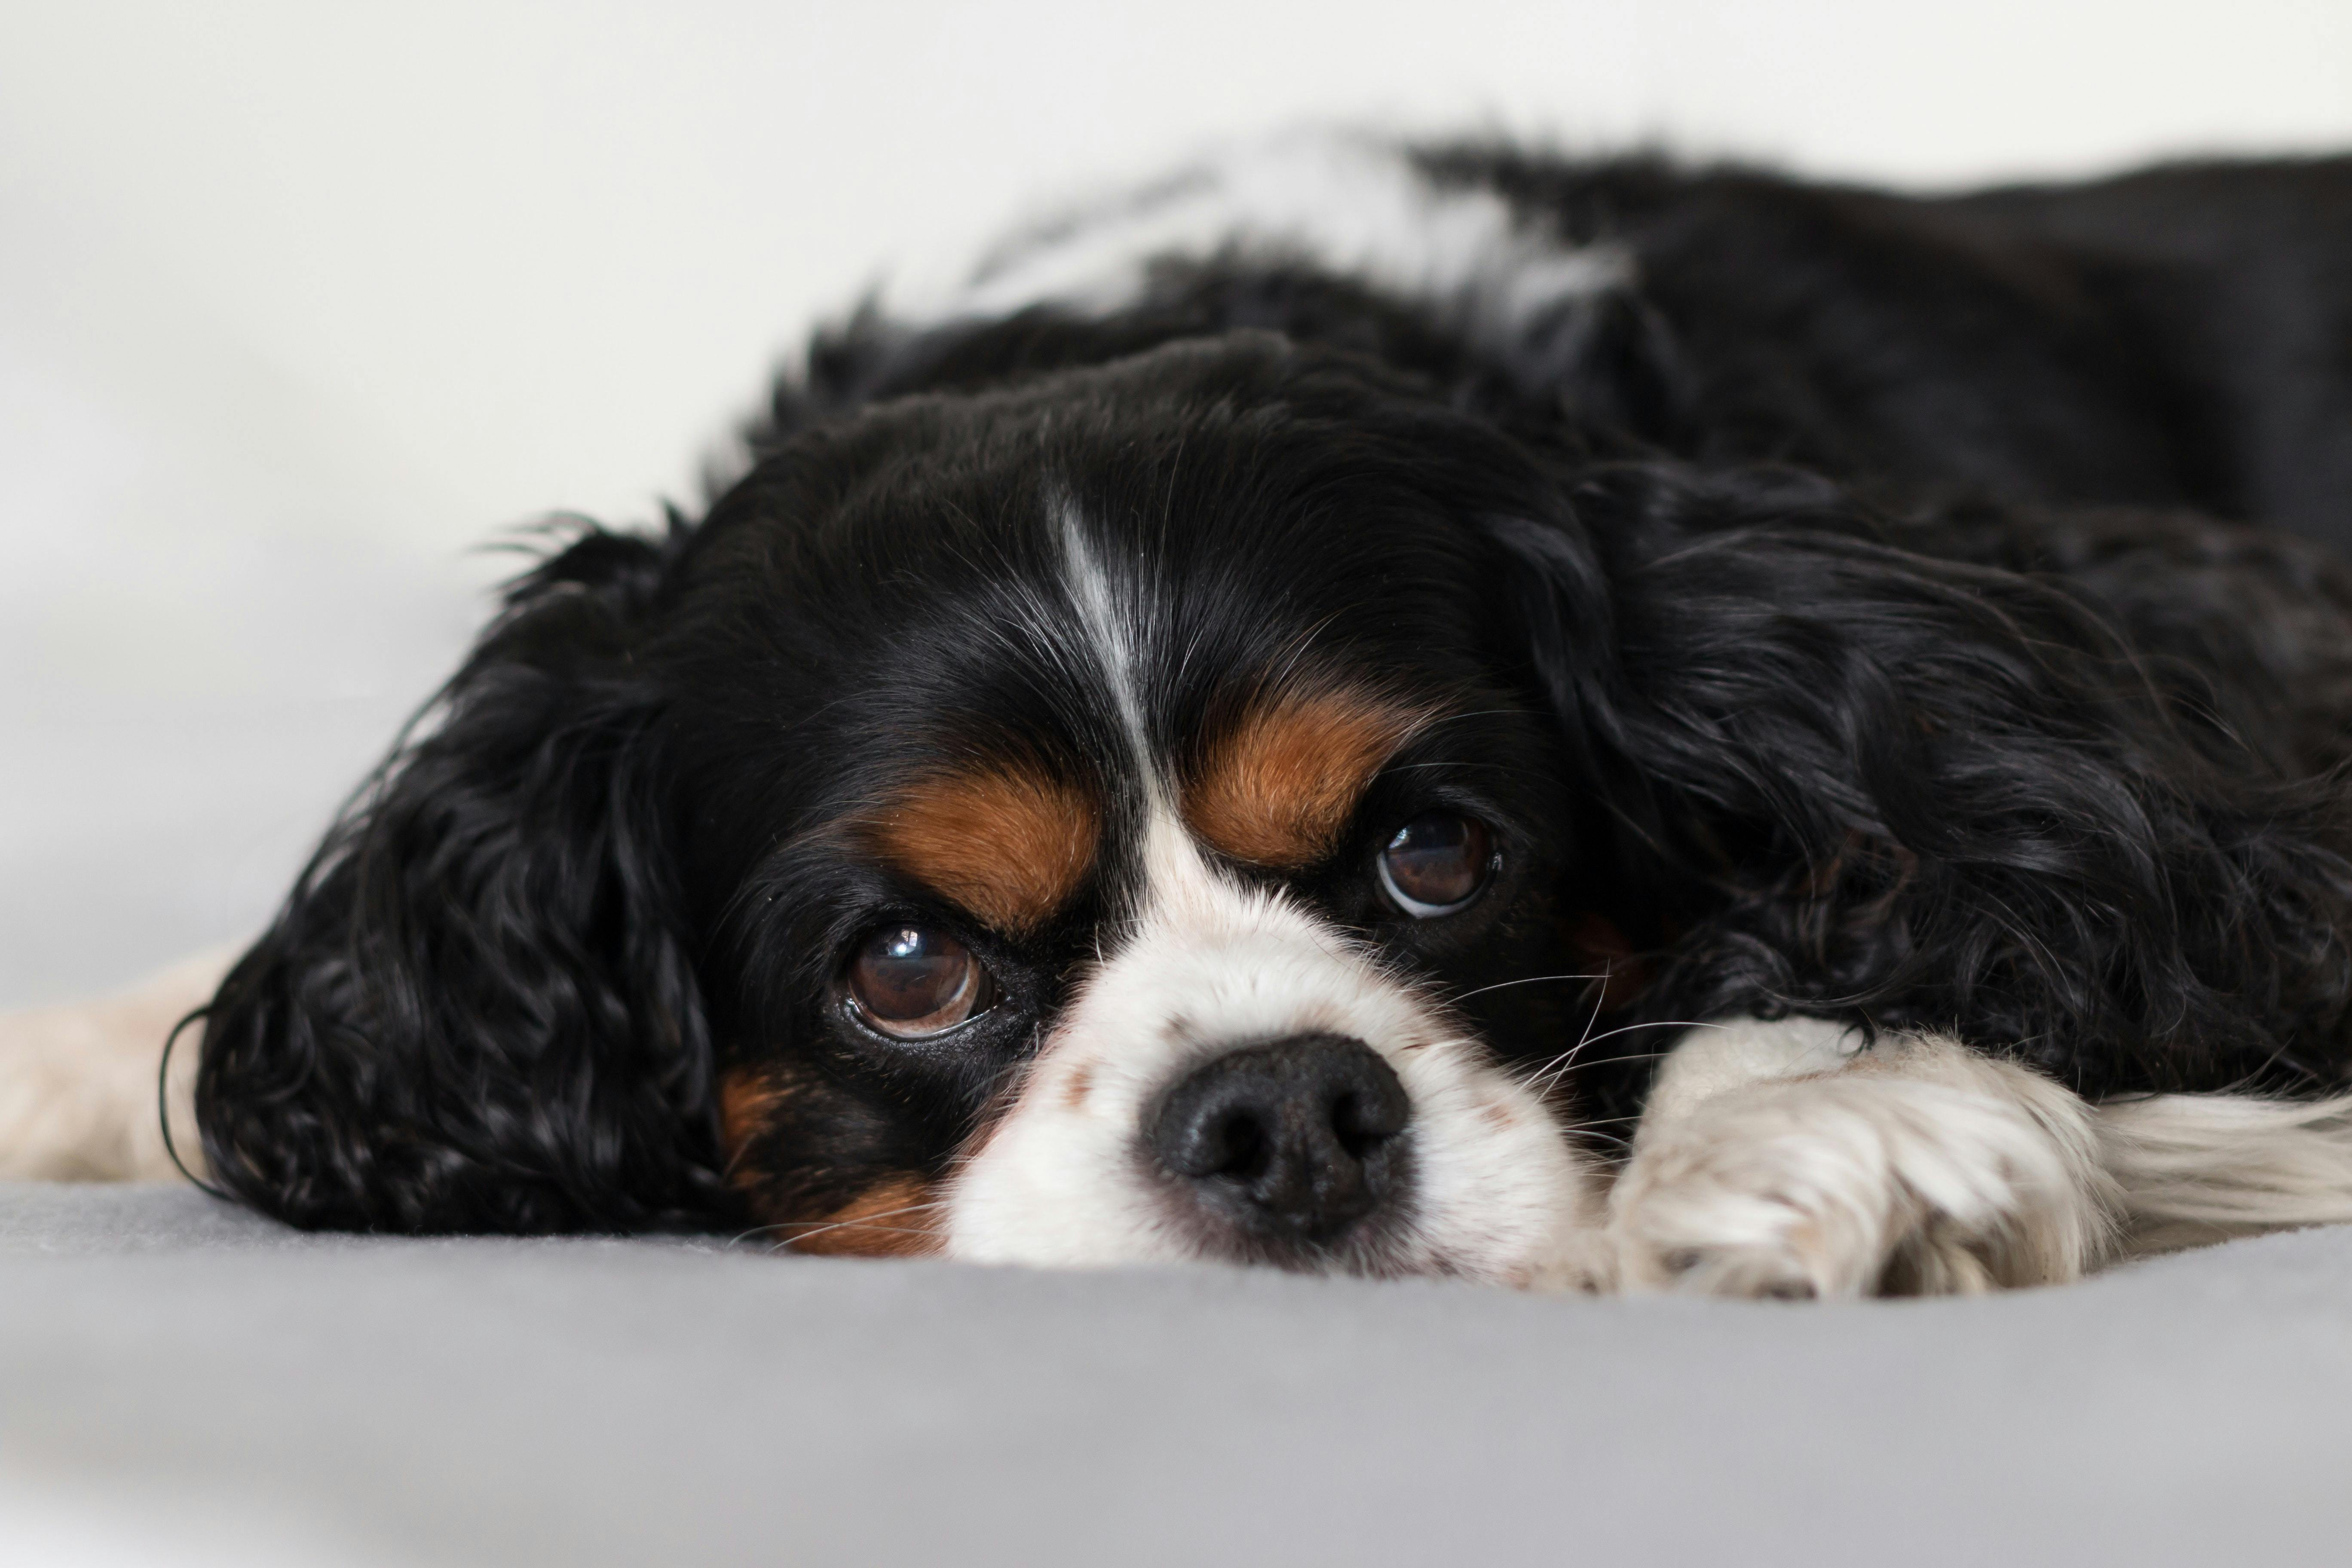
[20,134,2352,1295]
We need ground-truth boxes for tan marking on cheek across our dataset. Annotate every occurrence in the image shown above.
[1183,686,1427,869]
[866,764,1099,934]
[1063,1063,1095,1110]
[719,1066,792,1181]
[788,1174,943,1258]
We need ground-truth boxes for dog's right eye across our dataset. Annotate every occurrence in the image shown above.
[845,925,998,1038]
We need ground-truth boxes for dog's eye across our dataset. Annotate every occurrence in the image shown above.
[846,926,997,1038]
[1377,812,1495,917]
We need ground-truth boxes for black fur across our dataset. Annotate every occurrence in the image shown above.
[199,145,2352,1235]
[196,521,730,1230]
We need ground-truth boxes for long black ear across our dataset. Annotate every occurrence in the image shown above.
[1493,463,2352,1099]
[196,519,731,1232]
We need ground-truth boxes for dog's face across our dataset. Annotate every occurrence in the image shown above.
[649,336,1616,1282]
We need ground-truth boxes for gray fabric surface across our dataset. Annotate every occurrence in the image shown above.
[4,1182,2349,1566]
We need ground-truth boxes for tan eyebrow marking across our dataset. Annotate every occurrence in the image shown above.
[864,762,1100,935]
[1182,685,1428,870]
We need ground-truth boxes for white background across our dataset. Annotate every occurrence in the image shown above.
[3,0,2349,1003]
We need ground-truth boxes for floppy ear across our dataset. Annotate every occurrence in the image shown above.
[196,519,732,1232]
[1491,463,2352,1097]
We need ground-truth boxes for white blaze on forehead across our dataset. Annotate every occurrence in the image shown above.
[1054,499,1154,779]
[890,130,1632,344]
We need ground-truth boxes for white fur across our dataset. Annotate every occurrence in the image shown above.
[891,131,1630,348]
[1613,1019,2352,1297]
[943,808,1608,1286]
[1631,1014,1860,1129]
[0,950,224,1181]
[2098,1091,2352,1255]
[1054,498,1154,772]
[1613,1029,2116,1296]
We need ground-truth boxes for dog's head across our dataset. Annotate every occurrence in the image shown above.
[195,333,1645,1282]
[687,337,1627,1283]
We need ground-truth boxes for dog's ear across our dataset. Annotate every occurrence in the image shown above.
[196,518,731,1232]
[1490,463,2352,1094]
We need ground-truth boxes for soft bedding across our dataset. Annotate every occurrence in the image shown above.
[2,1180,2347,1566]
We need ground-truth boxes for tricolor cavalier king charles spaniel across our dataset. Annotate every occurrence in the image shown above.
[70,136,2352,1294]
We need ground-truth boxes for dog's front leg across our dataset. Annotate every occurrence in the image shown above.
[1608,1020,2119,1298]
[0,951,228,1182]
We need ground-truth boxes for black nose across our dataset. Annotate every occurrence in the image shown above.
[1146,1033,1412,1253]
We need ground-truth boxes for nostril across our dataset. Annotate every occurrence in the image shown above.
[1329,1085,1408,1158]
[1158,1098,1269,1182]
[1202,1109,1271,1181]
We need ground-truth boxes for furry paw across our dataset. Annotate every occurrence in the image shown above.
[1609,1042,2116,1298]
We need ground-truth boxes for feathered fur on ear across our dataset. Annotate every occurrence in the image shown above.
[196,517,732,1232]
[1492,463,2352,1099]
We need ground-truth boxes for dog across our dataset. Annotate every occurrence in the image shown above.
[21,132,2352,1296]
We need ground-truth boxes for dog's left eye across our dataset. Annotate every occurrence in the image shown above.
[1377,812,1496,917]
[845,925,998,1038]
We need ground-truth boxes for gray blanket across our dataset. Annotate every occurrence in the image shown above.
[3,1180,2346,1566]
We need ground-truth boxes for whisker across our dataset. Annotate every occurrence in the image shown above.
[755,1225,945,1255]
[728,1199,950,1243]
[729,1198,955,1250]
[1553,1049,1678,1072]
[751,1216,943,1252]
[1448,972,1610,1004]
[1523,1019,1730,1097]
[1558,964,1611,1075]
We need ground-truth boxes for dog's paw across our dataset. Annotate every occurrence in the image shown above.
[1608,1044,2116,1298]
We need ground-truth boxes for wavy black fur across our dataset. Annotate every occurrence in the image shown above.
[197,519,732,1230]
